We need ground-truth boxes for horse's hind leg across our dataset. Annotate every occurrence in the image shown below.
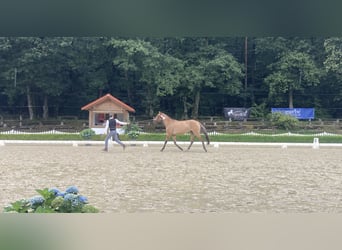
[194,132,207,152]
[172,135,183,151]
[201,141,207,152]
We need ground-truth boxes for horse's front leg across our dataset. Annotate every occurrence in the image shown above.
[160,136,169,151]
[172,135,183,151]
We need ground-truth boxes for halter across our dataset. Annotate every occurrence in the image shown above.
[153,112,166,123]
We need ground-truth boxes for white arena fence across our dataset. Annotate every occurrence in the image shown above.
[210,131,342,137]
[1,129,342,137]
[0,129,79,135]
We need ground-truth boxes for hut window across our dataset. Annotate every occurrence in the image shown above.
[94,113,106,125]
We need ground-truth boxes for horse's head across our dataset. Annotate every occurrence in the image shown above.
[153,111,166,124]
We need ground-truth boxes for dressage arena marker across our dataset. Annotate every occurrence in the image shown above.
[143,143,149,147]
[281,144,288,149]
[313,137,320,149]
[72,142,78,147]
[0,141,4,146]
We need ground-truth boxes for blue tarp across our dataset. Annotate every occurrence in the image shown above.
[271,108,315,120]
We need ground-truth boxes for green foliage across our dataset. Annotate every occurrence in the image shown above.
[256,37,322,109]
[82,204,100,213]
[268,112,299,130]
[249,103,269,118]
[35,188,56,212]
[2,37,342,119]
[3,199,31,213]
[109,38,184,116]
[177,40,243,117]
[79,128,96,140]
[324,38,342,74]
[123,123,142,139]
[3,187,99,213]
[265,51,321,107]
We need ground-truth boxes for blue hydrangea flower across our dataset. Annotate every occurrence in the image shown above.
[64,193,78,201]
[57,191,65,197]
[65,186,79,194]
[64,193,82,207]
[49,187,60,195]
[78,195,88,204]
[49,187,64,197]
[72,199,82,207]
[29,196,45,206]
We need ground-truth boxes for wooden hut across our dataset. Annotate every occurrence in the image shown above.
[81,94,135,134]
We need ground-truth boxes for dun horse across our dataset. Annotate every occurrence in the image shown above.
[153,111,210,152]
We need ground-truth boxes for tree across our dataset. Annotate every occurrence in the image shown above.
[257,38,321,108]
[0,37,42,119]
[109,38,183,117]
[2,37,341,120]
[265,51,320,108]
[324,37,342,74]
[0,37,75,119]
[174,38,243,118]
[322,37,342,116]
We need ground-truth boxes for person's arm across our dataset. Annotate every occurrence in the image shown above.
[115,119,129,126]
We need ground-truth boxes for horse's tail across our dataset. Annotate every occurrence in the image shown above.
[200,123,210,145]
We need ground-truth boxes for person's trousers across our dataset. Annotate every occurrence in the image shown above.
[104,130,124,149]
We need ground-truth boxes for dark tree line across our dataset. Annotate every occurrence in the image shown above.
[1,37,342,120]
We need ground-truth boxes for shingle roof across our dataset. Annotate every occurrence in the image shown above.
[81,93,135,112]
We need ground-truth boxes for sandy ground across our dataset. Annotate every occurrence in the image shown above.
[1,142,342,213]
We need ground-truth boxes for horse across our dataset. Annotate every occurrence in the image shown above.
[153,111,210,152]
